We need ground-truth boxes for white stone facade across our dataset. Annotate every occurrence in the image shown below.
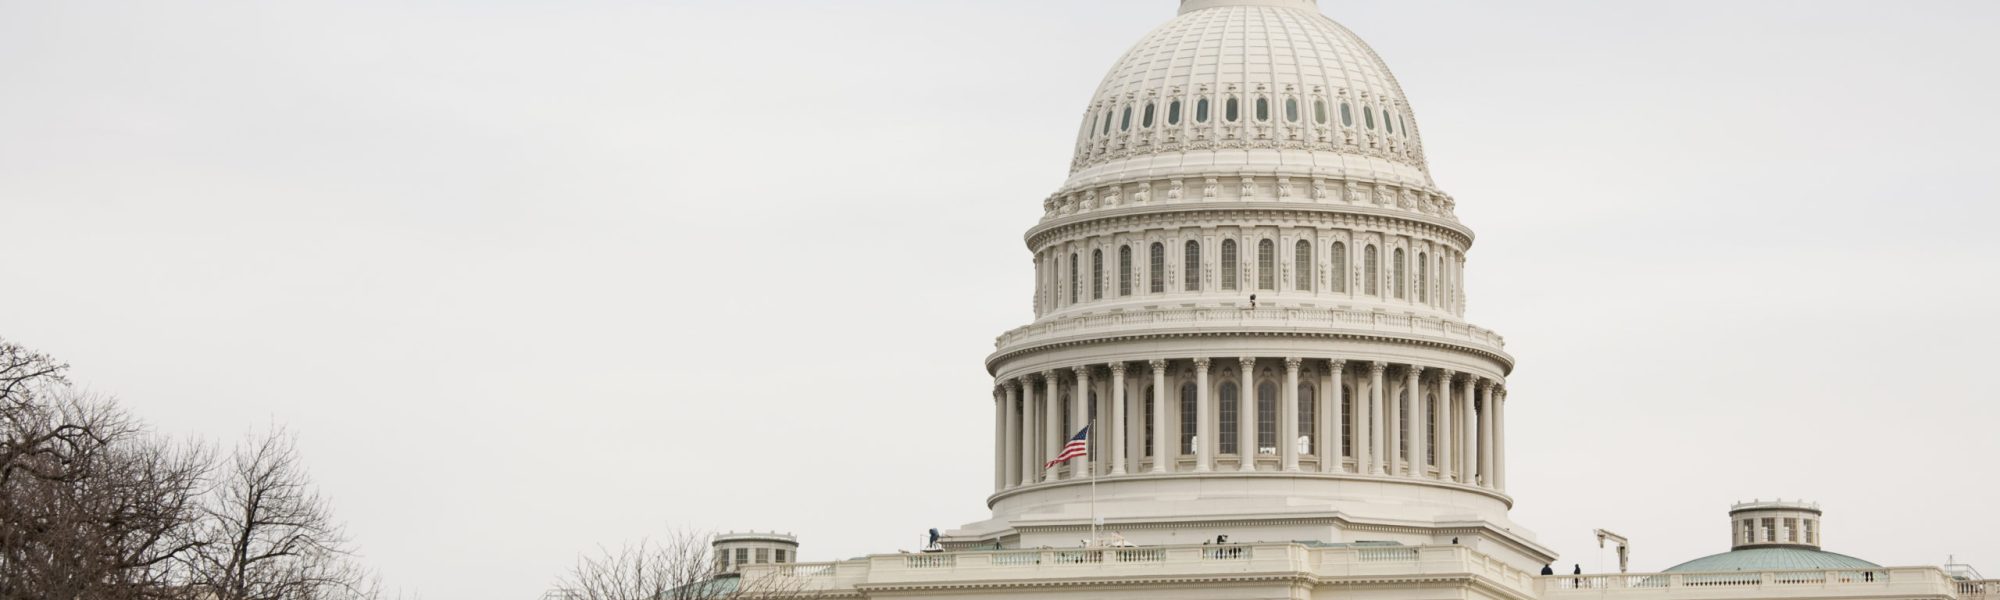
[724,2,1993,599]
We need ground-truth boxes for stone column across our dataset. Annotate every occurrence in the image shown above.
[1194,358,1213,472]
[1321,360,1342,473]
[1438,371,1455,482]
[1367,362,1387,475]
[1238,357,1257,472]
[994,388,1006,491]
[1386,373,1403,476]
[1495,386,1508,491]
[1004,381,1022,489]
[1283,358,1301,471]
[1044,371,1061,483]
[1460,376,1477,485]
[1072,366,1092,479]
[1150,359,1169,473]
[1109,362,1128,476]
[1020,377,1038,487]
[1477,379,1495,488]
[1408,366,1426,478]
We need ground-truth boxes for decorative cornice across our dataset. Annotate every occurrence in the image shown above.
[1026,202,1473,251]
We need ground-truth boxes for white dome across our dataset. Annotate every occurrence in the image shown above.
[1063,0,1432,196]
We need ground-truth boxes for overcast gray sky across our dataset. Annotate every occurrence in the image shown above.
[3,0,1996,597]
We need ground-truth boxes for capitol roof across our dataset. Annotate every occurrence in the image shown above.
[1664,547,1881,573]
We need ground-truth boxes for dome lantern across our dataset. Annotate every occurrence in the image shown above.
[1730,499,1824,550]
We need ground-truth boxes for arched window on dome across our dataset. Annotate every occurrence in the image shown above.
[1340,102,1354,127]
[1299,383,1316,456]
[1069,253,1079,305]
[1341,384,1355,459]
[1219,382,1239,455]
[1180,382,1198,455]
[1383,109,1394,134]
[1364,107,1377,130]
[1119,245,1133,297]
[1364,245,1380,296]
[1184,241,1201,292]
[1330,242,1348,293]
[1295,240,1313,292]
[1225,97,1241,123]
[1393,248,1406,299]
[1398,114,1408,138]
[1121,105,1133,131]
[1285,97,1300,123]
[1196,98,1211,124]
[1087,112,1099,138]
[1426,393,1438,466]
[1417,252,1429,304]
[1255,97,1270,122]
[1092,249,1104,301]
[1314,98,1329,125]
[1149,243,1165,293]
[1221,239,1239,291]
[1103,109,1114,135]
[1168,100,1183,126]
[1257,239,1276,290]
[1142,102,1156,129]
[1257,381,1277,454]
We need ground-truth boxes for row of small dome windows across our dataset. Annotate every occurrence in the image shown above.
[1046,239,1452,306]
[1085,95,1410,140]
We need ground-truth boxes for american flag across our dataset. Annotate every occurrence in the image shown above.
[1045,425,1090,469]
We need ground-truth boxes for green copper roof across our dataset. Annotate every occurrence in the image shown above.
[1664,548,1880,573]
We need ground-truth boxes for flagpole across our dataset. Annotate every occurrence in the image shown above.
[1089,418,1099,548]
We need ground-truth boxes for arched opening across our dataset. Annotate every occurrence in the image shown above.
[1295,240,1313,291]
[1299,383,1317,455]
[1393,248,1406,299]
[1183,240,1201,291]
[1364,245,1380,296]
[1257,381,1277,455]
[1148,243,1166,293]
[1257,239,1275,290]
[1179,382,1198,455]
[1219,382,1240,455]
[1221,239,1239,291]
[1068,253,1079,304]
[1330,242,1348,293]
[1092,249,1104,300]
[1118,246,1133,297]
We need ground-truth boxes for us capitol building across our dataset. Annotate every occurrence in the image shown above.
[716,1,1996,599]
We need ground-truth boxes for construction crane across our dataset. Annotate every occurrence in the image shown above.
[1595,529,1631,573]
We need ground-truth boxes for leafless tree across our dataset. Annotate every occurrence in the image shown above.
[0,339,210,600]
[183,429,376,600]
[553,530,821,600]
[1,337,387,600]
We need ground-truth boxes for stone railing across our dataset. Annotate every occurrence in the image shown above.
[1962,580,1998,600]
[1536,568,1962,600]
[994,306,1507,356]
[738,544,1535,594]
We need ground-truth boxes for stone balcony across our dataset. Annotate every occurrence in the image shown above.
[738,544,1538,595]
[1536,568,1969,600]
